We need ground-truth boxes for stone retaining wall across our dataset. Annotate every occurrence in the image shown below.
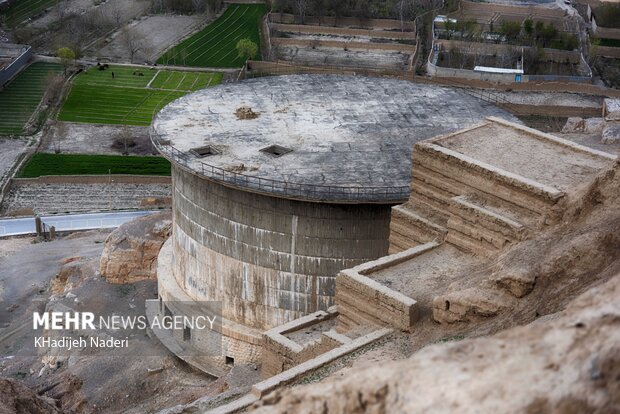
[261,307,341,378]
[271,23,415,40]
[335,244,437,332]
[593,45,620,58]
[271,37,416,53]
[11,175,171,185]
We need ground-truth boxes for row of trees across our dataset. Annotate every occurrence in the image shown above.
[501,19,579,50]
[271,0,436,23]
[150,0,223,14]
[440,18,578,51]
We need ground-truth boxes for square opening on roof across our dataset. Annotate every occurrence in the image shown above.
[190,145,220,158]
[260,144,293,157]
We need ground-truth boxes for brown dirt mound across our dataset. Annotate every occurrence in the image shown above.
[250,270,620,414]
[0,378,61,414]
[433,161,620,324]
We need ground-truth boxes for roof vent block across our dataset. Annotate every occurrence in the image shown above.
[191,145,220,158]
[260,144,292,158]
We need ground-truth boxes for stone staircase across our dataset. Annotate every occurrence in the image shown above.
[445,194,531,257]
[390,139,566,257]
[389,202,447,254]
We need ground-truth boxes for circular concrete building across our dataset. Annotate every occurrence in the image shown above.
[150,74,513,372]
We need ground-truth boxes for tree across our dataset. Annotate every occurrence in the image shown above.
[500,20,521,42]
[538,23,557,48]
[120,27,146,63]
[444,19,456,40]
[395,0,417,32]
[236,38,259,62]
[57,47,76,74]
[113,126,135,155]
[295,0,307,24]
[523,19,533,36]
[52,122,68,154]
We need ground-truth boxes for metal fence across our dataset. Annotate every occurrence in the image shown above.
[152,139,410,204]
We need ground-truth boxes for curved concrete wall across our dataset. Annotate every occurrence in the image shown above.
[171,166,392,330]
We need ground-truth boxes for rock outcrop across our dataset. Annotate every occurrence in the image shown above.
[99,212,171,284]
[250,271,620,414]
[0,378,61,414]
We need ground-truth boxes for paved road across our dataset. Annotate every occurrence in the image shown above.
[0,210,157,237]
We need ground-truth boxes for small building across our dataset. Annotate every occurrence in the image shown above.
[0,43,32,88]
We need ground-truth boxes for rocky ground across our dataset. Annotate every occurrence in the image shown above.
[0,138,29,181]
[246,161,620,413]
[0,226,260,413]
[95,14,207,64]
[251,270,620,413]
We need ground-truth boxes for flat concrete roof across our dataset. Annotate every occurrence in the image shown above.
[151,74,515,203]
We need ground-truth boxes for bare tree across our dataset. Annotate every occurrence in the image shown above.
[52,122,68,153]
[395,0,417,32]
[109,5,124,28]
[120,26,146,63]
[112,126,135,155]
[54,0,71,24]
[192,0,206,13]
[295,0,307,24]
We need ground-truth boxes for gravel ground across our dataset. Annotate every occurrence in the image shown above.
[96,14,207,63]
[27,0,97,30]
[496,91,603,108]
[0,230,225,413]
[43,122,155,155]
[0,139,28,181]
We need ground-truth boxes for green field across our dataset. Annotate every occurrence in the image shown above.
[0,62,62,136]
[158,4,266,68]
[0,0,55,26]
[58,65,222,126]
[599,38,620,48]
[19,153,171,177]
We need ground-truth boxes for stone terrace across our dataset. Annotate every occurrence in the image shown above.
[1,182,171,215]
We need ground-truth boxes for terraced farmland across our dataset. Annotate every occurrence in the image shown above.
[58,65,221,126]
[0,62,62,136]
[0,0,55,26]
[158,3,266,68]
[20,153,171,177]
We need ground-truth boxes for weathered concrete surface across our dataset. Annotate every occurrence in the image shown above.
[100,211,171,284]
[152,74,517,202]
[156,238,263,369]
[249,271,620,414]
[171,166,392,330]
